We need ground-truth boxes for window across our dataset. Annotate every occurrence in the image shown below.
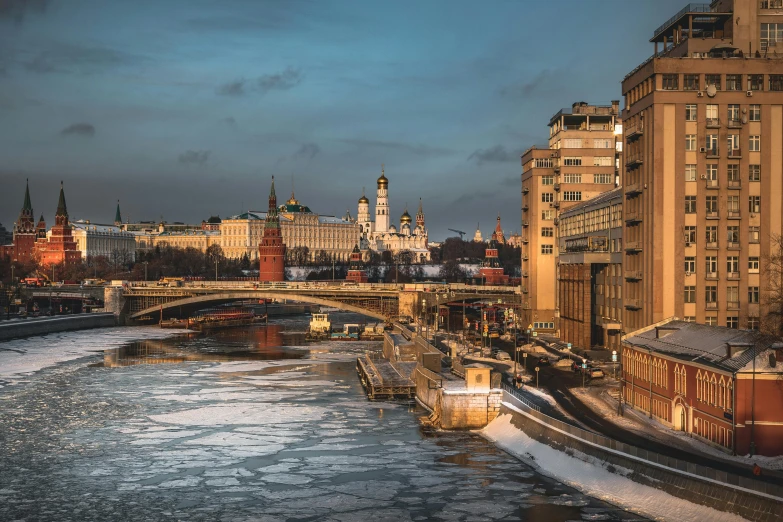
[685,196,696,213]
[593,173,613,184]
[727,134,740,152]
[535,158,553,168]
[727,225,739,242]
[685,104,697,121]
[534,322,554,330]
[705,104,718,123]
[727,256,739,274]
[706,163,718,182]
[727,286,739,306]
[563,173,582,183]
[542,193,554,203]
[725,74,742,91]
[761,23,783,53]
[749,196,761,213]
[683,74,699,91]
[705,74,721,90]
[706,226,718,245]
[748,317,760,330]
[542,210,554,220]
[749,135,760,152]
[705,256,718,274]
[705,285,717,303]
[749,164,760,182]
[748,74,763,91]
[684,286,696,303]
[685,134,697,151]
[727,164,739,183]
[727,316,739,329]
[749,226,760,243]
[749,104,761,121]
[706,316,718,326]
[563,157,582,166]
[749,256,760,273]
[542,175,554,185]
[593,156,613,166]
[684,316,696,322]
[771,75,783,92]
[727,196,739,213]
[685,164,697,181]
[706,134,718,154]
[727,104,740,124]
[541,227,554,237]
[563,138,583,148]
[593,139,611,149]
[662,74,678,90]
[562,191,582,202]
[749,286,760,304]
[706,196,718,214]
[684,257,696,273]
[685,226,697,244]
[541,244,553,255]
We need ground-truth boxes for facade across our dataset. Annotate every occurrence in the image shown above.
[34,182,81,267]
[557,187,624,351]
[622,319,783,456]
[258,177,286,282]
[70,221,137,262]
[520,101,622,333]
[346,244,368,283]
[201,216,222,231]
[0,221,11,247]
[622,0,783,333]
[133,229,220,252]
[358,167,430,262]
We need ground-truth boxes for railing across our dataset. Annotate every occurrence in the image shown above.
[727,118,742,128]
[624,298,642,309]
[706,146,720,158]
[706,301,719,309]
[728,210,741,220]
[706,210,720,219]
[728,271,740,280]
[625,271,643,281]
[706,271,719,280]
[728,148,742,158]
[501,389,783,500]
[653,3,713,40]
[761,0,783,9]
[706,178,720,189]
[416,365,443,389]
[727,301,740,310]
[706,118,721,128]
[625,121,644,138]
[502,382,542,412]
[728,179,741,189]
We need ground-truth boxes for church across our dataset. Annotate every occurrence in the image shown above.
[357,166,429,263]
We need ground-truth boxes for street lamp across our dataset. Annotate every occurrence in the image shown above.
[143,261,148,282]
[215,258,219,282]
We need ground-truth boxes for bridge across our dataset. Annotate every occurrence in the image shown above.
[104,281,521,324]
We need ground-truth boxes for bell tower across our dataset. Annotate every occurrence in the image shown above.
[374,165,389,233]
[258,176,287,282]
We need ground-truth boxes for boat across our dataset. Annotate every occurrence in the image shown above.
[330,323,361,340]
[189,310,267,332]
[305,313,332,341]
[360,322,386,341]
[159,318,190,329]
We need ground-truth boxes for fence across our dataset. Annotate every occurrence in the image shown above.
[501,389,783,501]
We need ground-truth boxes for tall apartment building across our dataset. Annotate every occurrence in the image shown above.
[520,101,622,333]
[622,0,783,333]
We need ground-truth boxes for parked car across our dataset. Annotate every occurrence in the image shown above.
[495,351,511,361]
[538,356,550,366]
[590,368,605,379]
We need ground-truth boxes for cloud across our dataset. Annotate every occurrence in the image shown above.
[338,138,453,157]
[60,123,95,137]
[217,68,303,97]
[20,43,148,75]
[178,150,210,166]
[0,0,49,24]
[453,190,495,206]
[293,143,320,160]
[467,145,523,165]
[500,69,562,98]
[223,116,238,129]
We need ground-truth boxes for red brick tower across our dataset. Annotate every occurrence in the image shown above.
[259,176,286,282]
[11,179,37,263]
[346,244,368,283]
[35,181,81,267]
[478,238,509,286]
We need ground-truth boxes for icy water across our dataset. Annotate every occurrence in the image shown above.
[0,314,646,521]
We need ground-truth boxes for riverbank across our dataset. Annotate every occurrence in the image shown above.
[0,313,116,342]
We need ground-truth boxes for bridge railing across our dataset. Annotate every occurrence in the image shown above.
[124,280,520,294]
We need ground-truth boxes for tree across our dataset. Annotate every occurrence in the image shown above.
[762,233,783,336]
[439,259,467,283]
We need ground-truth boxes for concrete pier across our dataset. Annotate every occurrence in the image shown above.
[0,313,117,341]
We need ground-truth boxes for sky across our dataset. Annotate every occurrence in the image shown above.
[0,0,685,241]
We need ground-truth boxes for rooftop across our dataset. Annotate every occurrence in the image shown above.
[558,187,623,219]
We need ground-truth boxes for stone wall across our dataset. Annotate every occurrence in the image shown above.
[440,389,503,429]
[0,313,116,341]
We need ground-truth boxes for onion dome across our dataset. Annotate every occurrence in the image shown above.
[358,187,369,204]
[377,164,388,188]
[400,208,412,223]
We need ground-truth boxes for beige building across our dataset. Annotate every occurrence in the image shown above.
[70,221,137,262]
[520,101,622,332]
[621,0,783,333]
[557,188,624,351]
[133,229,220,252]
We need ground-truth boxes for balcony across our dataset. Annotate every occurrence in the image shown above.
[626,122,644,141]
[728,148,742,159]
[727,118,742,129]
[706,210,720,220]
[625,211,643,224]
[706,271,719,280]
[625,271,643,281]
[522,187,529,195]
[522,204,529,212]
[522,254,529,261]
[522,237,529,244]
[521,287,528,294]
[522,303,531,310]
[553,165,561,173]
[727,301,740,310]
[625,182,643,197]
[624,299,642,310]
[522,221,529,228]
[706,147,720,159]
[554,183,561,192]
[727,241,740,250]
[727,271,740,280]
[705,179,720,189]
[761,0,783,9]
[728,179,741,189]
[624,241,643,253]
[521,271,529,278]
[728,210,741,220]
[706,301,719,310]
[706,118,721,129]
[706,241,719,250]
[625,155,644,169]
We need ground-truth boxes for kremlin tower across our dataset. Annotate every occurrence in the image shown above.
[11,180,37,263]
[491,214,506,245]
[34,182,81,267]
[346,244,368,283]
[374,165,389,233]
[478,224,509,286]
[258,177,286,282]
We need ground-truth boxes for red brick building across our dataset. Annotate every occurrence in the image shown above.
[622,319,783,457]
[8,180,38,264]
[34,182,81,267]
[477,221,509,286]
[258,177,286,282]
[346,244,368,283]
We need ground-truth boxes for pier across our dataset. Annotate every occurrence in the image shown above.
[356,354,416,400]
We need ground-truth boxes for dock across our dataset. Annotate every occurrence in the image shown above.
[356,355,416,400]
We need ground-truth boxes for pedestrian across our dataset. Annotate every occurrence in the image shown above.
[753,463,762,476]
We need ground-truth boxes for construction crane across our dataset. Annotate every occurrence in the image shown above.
[448,228,467,239]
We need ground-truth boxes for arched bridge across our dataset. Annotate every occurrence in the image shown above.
[110,282,520,323]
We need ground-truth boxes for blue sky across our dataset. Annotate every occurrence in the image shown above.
[0,0,684,240]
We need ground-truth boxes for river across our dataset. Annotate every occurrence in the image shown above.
[0,313,646,521]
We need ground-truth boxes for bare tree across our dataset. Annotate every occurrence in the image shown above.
[762,233,783,336]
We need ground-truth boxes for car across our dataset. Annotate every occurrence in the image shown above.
[590,368,605,379]
[495,351,511,361]
[538,356,550,366]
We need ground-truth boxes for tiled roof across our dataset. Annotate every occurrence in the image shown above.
[624,320,780,372]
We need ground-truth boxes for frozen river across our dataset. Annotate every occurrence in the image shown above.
[0,314,646,521]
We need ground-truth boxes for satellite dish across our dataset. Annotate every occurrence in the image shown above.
[706,84,717,97]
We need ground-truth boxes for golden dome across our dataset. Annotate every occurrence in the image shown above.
[377,164,388,188]
[358,188,369,204]
[400,209,412,223]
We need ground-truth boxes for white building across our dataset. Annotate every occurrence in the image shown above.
[69,220,137,262]
[358,166,429,262]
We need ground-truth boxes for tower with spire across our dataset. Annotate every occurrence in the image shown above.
[114,200,122,226]
[491,214,506,245]
[346,244,368,283]
[258,176,286,282]
[34,181,81,267]
[415,198,425,230]
[374,165,390,233]
[9,179,39,263]
[357,187,371,237]
[473,223,483,243]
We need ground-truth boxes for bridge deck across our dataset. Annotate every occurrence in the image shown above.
[356,356,416,400]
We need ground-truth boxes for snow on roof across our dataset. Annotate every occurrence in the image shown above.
[71,221,130,234]
[317,215,353,225]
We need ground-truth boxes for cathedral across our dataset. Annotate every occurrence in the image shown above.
[357,166,429,262]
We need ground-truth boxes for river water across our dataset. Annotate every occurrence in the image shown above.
[0,313,646,521]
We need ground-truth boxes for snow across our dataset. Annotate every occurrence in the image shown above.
[520,386,559,407]
[149,403,325,426]
[482,412,748,522]
[0,327,184,387]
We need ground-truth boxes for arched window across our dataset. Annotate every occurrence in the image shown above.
[710,374,717,405]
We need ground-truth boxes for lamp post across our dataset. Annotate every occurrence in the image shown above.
[143,261,148,282]
[215,258,219,282]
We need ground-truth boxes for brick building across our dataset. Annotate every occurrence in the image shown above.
[258,177,286,282]
[34,182,81,267]
[622,319,783,456]
[346,244,368,283]
[7,180,38,264]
